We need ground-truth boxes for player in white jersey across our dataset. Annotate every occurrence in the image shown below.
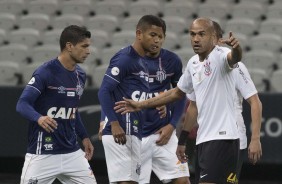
[114,18,242,184]
[177,21,262,182]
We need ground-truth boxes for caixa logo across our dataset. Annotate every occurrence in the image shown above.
[131,91,149,101]
[131,91,166,101]
[47,107,76,119]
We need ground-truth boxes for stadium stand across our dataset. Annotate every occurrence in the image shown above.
[0,0,281,92]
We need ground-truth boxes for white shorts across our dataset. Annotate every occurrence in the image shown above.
[20,149,97,184]
[102,135,141,183]
[140,131,190,184]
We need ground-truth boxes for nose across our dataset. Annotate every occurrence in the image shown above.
[86,48,90,55]
[193,35,200,43]
[154,37,160,43]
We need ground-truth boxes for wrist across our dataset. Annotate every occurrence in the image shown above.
[178,130,189,145]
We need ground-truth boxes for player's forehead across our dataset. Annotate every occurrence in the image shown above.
[144,25,165,35]
[76,38,91,45]
[190,19,213,34]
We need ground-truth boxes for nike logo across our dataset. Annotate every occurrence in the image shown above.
[200,174,208,178]
[193,72,196,76]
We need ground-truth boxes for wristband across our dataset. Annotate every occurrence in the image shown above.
[178,130,189,145]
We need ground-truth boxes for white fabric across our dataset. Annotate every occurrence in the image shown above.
[178,46,239,145]
[102,135,141,183]
[234,62,258,149]
[139,131,190,184]
[20,149,96,184]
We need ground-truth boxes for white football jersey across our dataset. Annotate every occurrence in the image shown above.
[178,46,239,145]
[233,62,258,149]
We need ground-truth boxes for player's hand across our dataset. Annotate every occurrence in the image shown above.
[98,121,105,140]
[38,116,57,133]
[176,145,188,163]
[248,138,262,165]
[155,124,174,146]
[156,105,167,119]
[111,121,126,145]
[221,31,240,49]
[114,97,142,114]
[82,138,94,161]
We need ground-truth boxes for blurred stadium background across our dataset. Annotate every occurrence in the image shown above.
[0,0,282,183]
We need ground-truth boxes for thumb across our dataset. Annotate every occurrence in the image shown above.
[229,31,233,38]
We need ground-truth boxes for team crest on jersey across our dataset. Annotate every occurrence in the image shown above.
[156,69,167,83]
[76,84,84,97]
[204,61,212,76]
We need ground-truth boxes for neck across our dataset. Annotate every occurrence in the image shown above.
[199,46,215,62]
[132,41,145,57]
[58,53,76,71]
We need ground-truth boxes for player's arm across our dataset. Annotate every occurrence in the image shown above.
[176,100,198,162]
[222,32,242,66]
[16,86,42,122]
[246,94,262,164]
[98,109,106,140]
[16,86,57,133]
[75,111,94,160]
[98,79,126,145]
[115,87,185,114]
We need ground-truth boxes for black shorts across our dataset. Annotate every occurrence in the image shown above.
[195,139,240,184]
[237,148,247,180]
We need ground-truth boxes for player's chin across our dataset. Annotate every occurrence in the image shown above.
[78,58,86,63]
[148,49,159,55]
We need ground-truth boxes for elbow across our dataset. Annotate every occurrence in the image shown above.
[16,100,24,115]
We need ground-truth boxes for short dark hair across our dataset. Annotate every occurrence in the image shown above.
[136,15,166,35]
[59,25,91,51]
[212,21,223,39]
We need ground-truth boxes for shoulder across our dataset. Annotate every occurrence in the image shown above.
[111,46,139,64]
[33,59,56,76]
[161,48,181,61]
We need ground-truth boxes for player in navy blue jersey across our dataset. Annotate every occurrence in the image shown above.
[16,25,97,184]
[98,15,167,184]
[139,30,191,183]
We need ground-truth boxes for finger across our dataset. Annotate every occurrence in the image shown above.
[121,135,127,145]
[114,103,124,110]
[115,101,126,105]
[121,110,130,115]
[46,119,58,129]
[229,31,233,38]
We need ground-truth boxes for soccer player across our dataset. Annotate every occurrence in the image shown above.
[176,21,263,180]
[98,15,166,184]
[16,25,97,184]
[115,17,242,184]
[138,19,190,184]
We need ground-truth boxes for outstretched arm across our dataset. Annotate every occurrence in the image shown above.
[221,32,242,66]
[246,94,262,164]
[115,87,185,114]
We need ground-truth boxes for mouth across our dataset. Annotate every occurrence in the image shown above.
[151,45,159,51]
[193,45,201,50]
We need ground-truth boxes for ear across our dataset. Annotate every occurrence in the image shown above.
[66,42,72,52]
[136,29,142,40]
